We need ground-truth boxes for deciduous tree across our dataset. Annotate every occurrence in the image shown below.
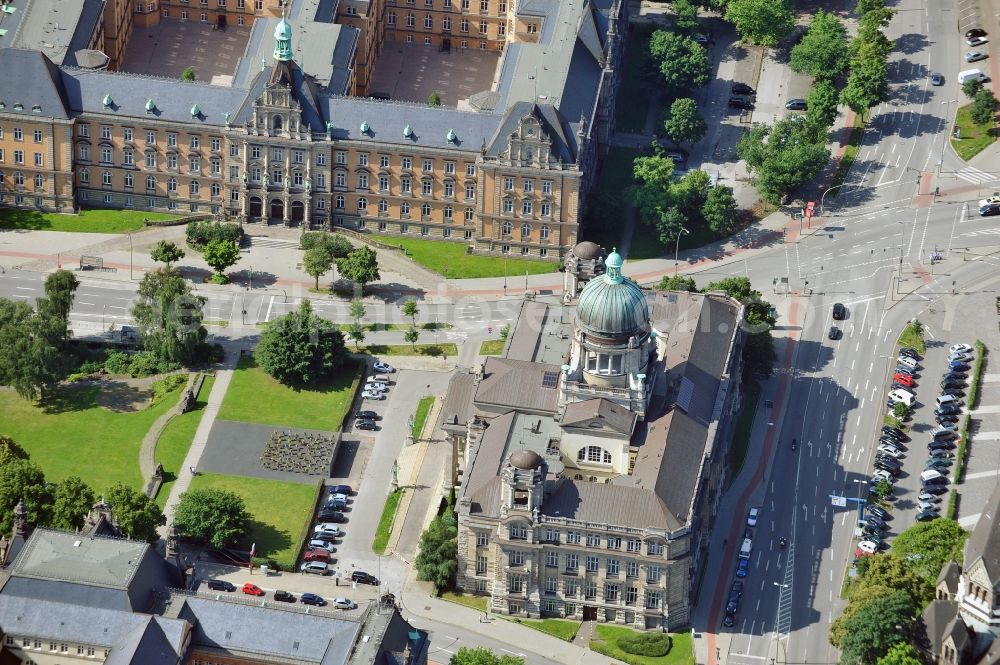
[415,512,458,591]
[656,275,700,291]
[51,476,95,531]
[837,591,917,665]
[891,519,967,582]
[106,482,166,543]
[303,246,335,290]
[255,300,346,385]
[663,97,707,144]
[336,246,381,294]
[40,269,80,341]
[174,488,251,549]
[402,298,419,326]
[347,322,366,351]
[725,0,794,47]
[0,436,29,468]
[450,647,524,665]
[840,55,890,120]
[877,642,922,665]
[0,460,54,533]
[963,78,984,100]
[672,0,700,33]
[807,79,840,129]
[202,239,241,282]
[737,119,830,204]
[0,299,63,400]
[647,31,711,90]
[972,89,997,126]
[790,11,849,80]
[181,67,196,81]
[150,240,185,268]
[702,185,740,236]
[132,268,207,365]
[404,326,421,350]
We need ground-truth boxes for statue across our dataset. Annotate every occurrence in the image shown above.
[242,172,248,185]
[284,175,290,190]
[154,463,164,479]
[390,459,399,491]
[180,388,196,413]
[305,177,312,193]
[263,173,270,187]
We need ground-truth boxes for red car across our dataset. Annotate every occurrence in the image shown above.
[893,373,914,387]
[242,583,265,597]
[304,548,330,562]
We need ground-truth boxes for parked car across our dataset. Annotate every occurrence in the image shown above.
[723,612,736,627]
[274,590,296,603]
[356,411,380,420]
[361,390,385,400]
[373,361,395,373]
[728,97,754,110]
[726,581,743,613]
[967,28,988,39]
[967,35,989,47]
[917,509,940,521]
[301,561,330,575]
[328,493,348,509]
[363,382,388,393]
[330,485,354,496]
[949,361,970,371]
[936,414,961,425]
[317,508,346,523]
[308,539,336,552]
[894,366,915,376]
[857,540,878,555]
[966,50,988,62]
[899,347,921,360]
[940,379,966,390]
[206,579,235,592]
[929,449,955,459]
[242,583,265,597]
[311,531,339,544]
[355,419,377,431]
[883,426,907,440]
[732,82,755,95]
[785,98,808,111]
[304,548,330,562]
[314,523,341,535]
[950,343,974,355]
[917,500,940,513]
[979,203,1000,217]
[747,507,760,526]
[918,492,942,502]
[893,373,914,387]
[935,404,962,416]
[333,597,358,610]
[877,444,903,458]
[692,32,711,45]
[351,571,379,585]
[736,558,750,578]
[928,441,956,451]
[300,593,327,606]
[921,484,949,495]
[867,505,889,519]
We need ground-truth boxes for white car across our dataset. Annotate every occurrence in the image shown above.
[313,524,341,536]
[871,469,895,483]
[857,540,878,554]
[747,507,760,527]
[918,501,940,512]
[373,361,395,373]
[877,444,903,458]
[361,390,385,401]
[308,539,335,552]
[917,492,941,503]
[967,35,988,47]
[979,197,1000,208]
[950,343,973,355]
[332,597,358,610]
[364,382,387,393]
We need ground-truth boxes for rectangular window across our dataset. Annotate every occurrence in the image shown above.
[545,529,559,543]
[498,22,506,36]
[230,143,239,157]
[503,176,514,190]
[545,551,558,567]
[33,153,43,167]
[509,524,527,540]
[379,175,389,191]
[607,537,622,550]
[564,579,577,596]
[545,577,558,594]
[101,126,112,140]
[358,173,368,189]
[422,180,432,196]
[541,202,551,217]
[211,137,221,151]
[607,559,620,575]
[13,150,23,164]
[251,145,261,159]
[79,124,89,138]
[521,200,533,215]
[625,586,638,605]
[585,581,597,599]
[422,158,433,172]
[316,153,327,166]
[647,541,664,556]
[146,152,156,168]
[167,132,177,147]
[387,11,395,25]
[336,151,347,165]
[401,156,412,170]
[476,555,488,574]
[508,550,524,566]
[626,561,639,578]
[358,152,369,166]
[627,539,641,553]
[565,554,578,572]
[272,148,284,162]
[508,575,524,593]
[645,591,661,609]
[168,154,178,170]
[586,533,600,547]
[566,531,581,545]
[585,556,599,572]
[317,173,326,188]
[33,129,43,143]
[647,566,662,583]
[477,532,490,546]
[189,156,200,173]
[190,135,200,149]
[605,583,619,602]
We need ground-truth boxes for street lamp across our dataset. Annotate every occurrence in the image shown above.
[674,226,689,275]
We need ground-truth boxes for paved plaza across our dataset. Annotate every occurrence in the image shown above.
[120,19,251,82]
[368,43,500,105]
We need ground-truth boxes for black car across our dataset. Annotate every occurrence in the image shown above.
[940,379,966,390]
[828,326,842,340]
[785,98,808,110]
[967,28,988,39]
[882,426,907,440]
[317,509,347,523]
[206,579,236,592]
[355,419,377,431]
[726,581,743,613]
[936,415,960,425]
[929,449,955,458]
[941,387,966,397]
[899,347,920,360]
[943,371,968,381]
[921,484,949,495]
[949,363,971,373]
[352,571,379,585]
[300,593,327,606]
[330,484,354,496]
[732,82,755,95]
[980,203,1000,217]
[935,404,962,416]
[356,410,380,420]
[728,97,754,110]
[874,462,900,476]
[832,303,846,320]
[273,590,296,603]
[928,440,955,450]
[916,510,940,522]
[723,612,736,627]
[875,453,900,465]
[867,505,889,519]
[312,531,339,543]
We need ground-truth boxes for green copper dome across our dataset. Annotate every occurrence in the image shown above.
[574,249,649,344]
[273,17,293,62]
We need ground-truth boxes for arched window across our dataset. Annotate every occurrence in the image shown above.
[520,223,531,238]
[272,116,283,132]
[211,182,220,197]
[357,197,367,211]
[540,224,549,240]
[146,175,156,190]
[501,221,512,235]
[378,199,388,213]
[577,446,612,464]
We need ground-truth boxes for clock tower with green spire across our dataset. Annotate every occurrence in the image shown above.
[273,9,293,62]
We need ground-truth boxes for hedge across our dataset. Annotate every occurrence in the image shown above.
[619,633,671,657]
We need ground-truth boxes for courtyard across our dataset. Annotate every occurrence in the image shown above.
[119,19,251,83]
[368,43,500,106]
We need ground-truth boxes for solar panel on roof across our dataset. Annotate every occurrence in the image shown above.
[542,371,559,388]
[676,377,694,412]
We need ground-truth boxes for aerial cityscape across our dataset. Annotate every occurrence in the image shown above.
[0,0,997,663]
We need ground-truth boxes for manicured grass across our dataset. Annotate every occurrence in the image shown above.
[616,23,658,133]
[518,618,580,642]
[154,375,215,508]
[0,207,179,233]
[357,343,458,357]
[897,321,926,356]
[0,381,185,493]
[412,396,435,440]
[479,339,505,355]
[439,590,489,612]
[372,489,403,555]
[203,320,229,327]
[217,358,360,431]
[729,381,762,476]
[952,104,996,161]
[187,472,318,570]
[591,626,694,665]
[336,322,452,332]
[829,115,865,197]
[369,234,559,279]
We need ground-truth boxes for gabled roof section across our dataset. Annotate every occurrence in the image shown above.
[104,615,188,665]
[562,398,636,435]
[922,599,961,657]
[485,101,576,164]
[964,480,1000,587]
[576,3,605,64]
[474,356,561,413]
[0,48,69,119]
[542,480,677,531]
[60,68,249,126]
[938,559,960,597]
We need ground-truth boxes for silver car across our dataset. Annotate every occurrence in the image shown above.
[965,50,988,62]
[332,597,358,609]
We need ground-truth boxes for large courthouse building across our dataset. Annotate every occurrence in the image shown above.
[0,0,625,259]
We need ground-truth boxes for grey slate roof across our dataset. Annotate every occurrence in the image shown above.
[322,96,503,153]
[922,599,962,657]
[441,370,476,428]
[474,357,561,413]
[60,68,250,127]
[541,480,674,530]
[103,615,190,665]
[10,0,96,65]
[464,411,517,498]
[938,559,960,597]
[0,595,189,654]
[964,479,1000,586]
[630,409,704,529]
[176,596,361,664]
[241,15,357,94]
[0,48,70,119]
[562,398,636,435]
[63,0,105,68]
[485,101,576,164]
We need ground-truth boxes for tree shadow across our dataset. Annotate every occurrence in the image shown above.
[894,33,930,55]
[232,268,278,288]
[177,266,214,283]
[246,519,293,561]
[39,384,98,414]
[0,208,52,231]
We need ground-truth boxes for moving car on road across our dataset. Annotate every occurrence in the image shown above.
[930,72,945,85]
[785,98,808,110]
[832,303,846,320]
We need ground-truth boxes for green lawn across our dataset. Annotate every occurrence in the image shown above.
[0,381,185,493]
[439,590,489,612]
[616,23,658,133]
[337,322,452,332]
[952,104,996,161]
[897,322,926,356]
[154,375,215,508]
[369,234,559,278]
[412,395,435,440]
[357,343,458,357]
[217,358,359,431]
[186,472,319,570]
[479,339,505,355]
[729,381,762,477]
[518,618,580,642]
[372,489,403,555]
[829,115,865,197]
[591,626,694,665]
[0,207,180,233]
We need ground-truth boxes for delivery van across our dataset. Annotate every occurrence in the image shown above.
[958,69,988,84]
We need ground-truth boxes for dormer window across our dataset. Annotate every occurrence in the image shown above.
[577,446,611,464]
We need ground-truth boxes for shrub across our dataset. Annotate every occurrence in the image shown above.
[617,633,671,657]
[127,352,162,377]
[251,557,281,572]
[151,374,187,403]
[194,342,226,364]
[301,232,353,258]
[186,220,242,248]
[77,360,104,374]
[104,351,131,375]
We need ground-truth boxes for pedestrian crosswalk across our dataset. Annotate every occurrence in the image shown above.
[249,236,301,250]
[955,166,999,185]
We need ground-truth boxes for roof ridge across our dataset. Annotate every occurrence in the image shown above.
[321,92,503,117]
[61,65,250,93]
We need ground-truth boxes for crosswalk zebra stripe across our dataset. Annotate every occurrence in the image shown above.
[956,166,997,185]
